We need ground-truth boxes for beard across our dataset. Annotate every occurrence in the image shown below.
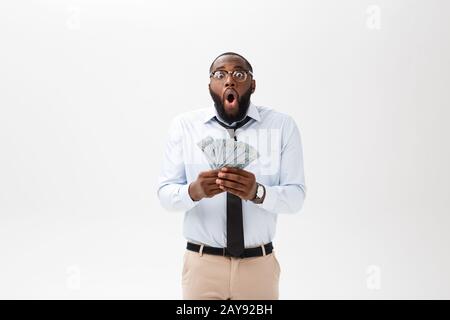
[209,86,253,125]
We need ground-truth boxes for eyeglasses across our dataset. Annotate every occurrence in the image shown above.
[209,69,253,82]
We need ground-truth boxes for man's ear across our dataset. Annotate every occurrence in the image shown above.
[251,80,256,93]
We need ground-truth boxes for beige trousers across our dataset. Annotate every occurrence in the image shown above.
[182,246,281,300]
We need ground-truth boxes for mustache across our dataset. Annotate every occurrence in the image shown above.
[209,86,252,125]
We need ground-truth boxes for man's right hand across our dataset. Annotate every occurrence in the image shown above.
[188,169,224,201]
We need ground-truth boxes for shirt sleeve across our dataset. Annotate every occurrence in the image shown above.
[157,116,199,212]
[255,115,307,214]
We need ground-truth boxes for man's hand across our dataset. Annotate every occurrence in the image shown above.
[215,167,257,201]
[188,169,224,201]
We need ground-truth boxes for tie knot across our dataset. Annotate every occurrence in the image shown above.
[214,116,251,130]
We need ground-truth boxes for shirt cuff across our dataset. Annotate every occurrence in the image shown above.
[255,184,277,213]
[180,183,197,211]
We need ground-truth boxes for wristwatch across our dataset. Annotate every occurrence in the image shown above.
[251,182,266,204]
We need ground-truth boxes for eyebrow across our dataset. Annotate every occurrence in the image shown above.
[213,65,246,71]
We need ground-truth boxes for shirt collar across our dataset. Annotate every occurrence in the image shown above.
[203,101,261,125]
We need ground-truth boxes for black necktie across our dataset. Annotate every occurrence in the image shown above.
[213,116,252,257]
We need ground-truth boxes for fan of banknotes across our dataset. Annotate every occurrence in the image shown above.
[197,136,259,169]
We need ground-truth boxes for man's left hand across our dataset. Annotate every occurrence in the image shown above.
[215,167,257,201]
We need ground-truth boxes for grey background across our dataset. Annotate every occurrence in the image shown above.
[1,0,449,299]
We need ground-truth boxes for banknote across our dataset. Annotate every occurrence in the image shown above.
[197,136,259,169]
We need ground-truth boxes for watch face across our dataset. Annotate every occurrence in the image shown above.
[257,185,264,198]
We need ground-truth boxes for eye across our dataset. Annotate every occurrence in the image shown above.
[214,71,226,79]
[233,71,246,80]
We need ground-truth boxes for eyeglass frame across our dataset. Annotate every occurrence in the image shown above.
[209,69,254,82]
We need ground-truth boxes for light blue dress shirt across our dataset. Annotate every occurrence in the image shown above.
[157,102,307,248]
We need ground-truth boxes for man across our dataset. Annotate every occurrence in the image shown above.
[157,52,306,300]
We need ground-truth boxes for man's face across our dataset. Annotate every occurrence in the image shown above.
[208,55,256,124]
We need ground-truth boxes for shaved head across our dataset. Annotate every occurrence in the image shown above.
[209,52,253,74]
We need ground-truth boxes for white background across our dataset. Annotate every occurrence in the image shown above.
[1,0,449,299]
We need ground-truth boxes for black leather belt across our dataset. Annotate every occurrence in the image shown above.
[186,242,273,258]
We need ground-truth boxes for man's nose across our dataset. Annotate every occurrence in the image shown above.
[224,74,236,87]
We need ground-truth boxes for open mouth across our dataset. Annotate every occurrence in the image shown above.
[224,89,238,105]
[222,88,239,113]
